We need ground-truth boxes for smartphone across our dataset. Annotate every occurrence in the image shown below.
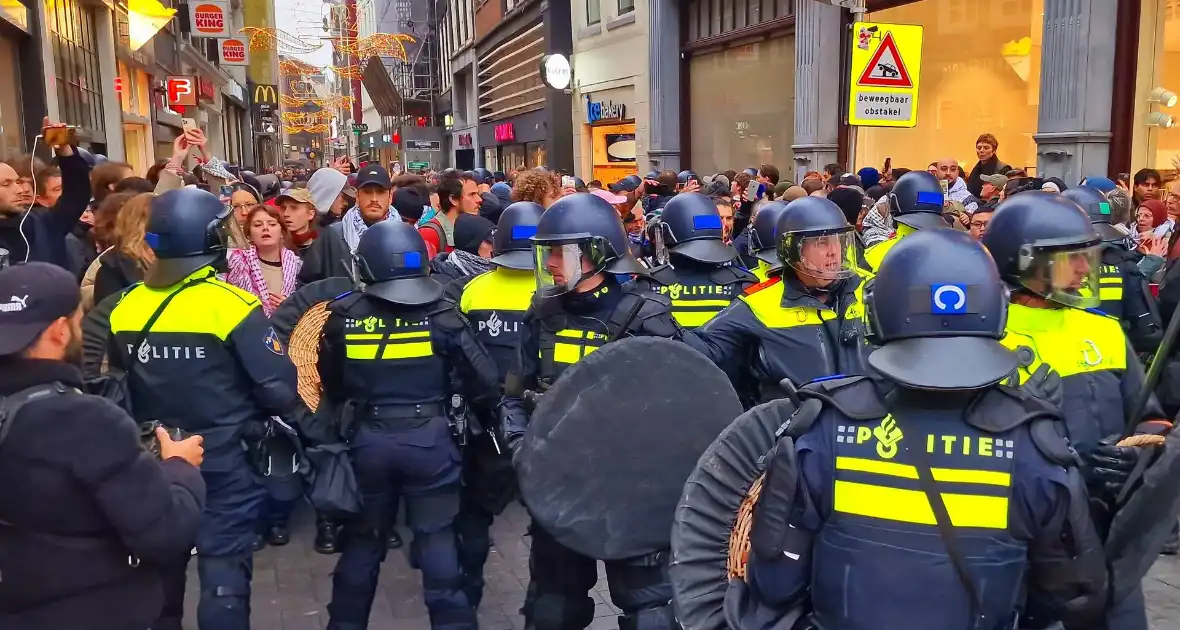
[219,184,233,206]
[42,126,76,147]
[182,118,198,134]
[745,180,761,201]
[939,179,950,195]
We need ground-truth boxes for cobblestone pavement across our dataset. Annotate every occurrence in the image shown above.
[185,502,1180,629]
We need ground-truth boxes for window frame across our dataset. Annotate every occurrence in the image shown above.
[617,0,634,16]
[587,0,601,25]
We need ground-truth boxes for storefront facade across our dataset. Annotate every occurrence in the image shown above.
[0,0,44,155]
[477,108,551,172]
[117,60,154,175]
[1128,0,1180,176]
[571,0,646,182]
[790,0,1125,183]
[681,0,796,175]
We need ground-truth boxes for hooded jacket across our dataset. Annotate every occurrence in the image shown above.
[0,153,91,269]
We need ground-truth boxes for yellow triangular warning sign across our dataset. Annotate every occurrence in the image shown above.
[858,32,913,89]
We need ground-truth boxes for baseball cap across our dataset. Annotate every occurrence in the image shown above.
[274,188,313,205]
[393,187,427,222]
[356,164,393,190]
[0,263,81,356]
[590,189,627,205]
[609,175,642,193]
[980,174,1008,189]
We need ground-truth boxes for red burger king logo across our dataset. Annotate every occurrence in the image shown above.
[193,3,225,33]
[222,39,246,63]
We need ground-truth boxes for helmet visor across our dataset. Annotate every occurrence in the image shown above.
[208,208,235,252]
[782,230,858,282]
[534,240,597,297]
[1019,242,1102,308]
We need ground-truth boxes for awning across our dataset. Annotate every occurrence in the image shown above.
[361,57,403,117]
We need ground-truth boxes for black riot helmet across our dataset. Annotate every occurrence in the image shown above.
[652,192,736,264]
[492,201,545,270]
[472,167,494,185]
[866,228,1015,390]
[677,170,700,186]
[889,171,947,230]
[748,201,789,265]
[981,192,1102,309]
[1062,185,1123,243]
[144,188,233,287]
[531,192,647,297]
[775,197,857,284]
[353,220,444,306]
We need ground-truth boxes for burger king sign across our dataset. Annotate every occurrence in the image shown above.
[219,38,249,66]
[188,0,228,38]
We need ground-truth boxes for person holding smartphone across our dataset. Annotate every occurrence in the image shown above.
[0,118,91,270]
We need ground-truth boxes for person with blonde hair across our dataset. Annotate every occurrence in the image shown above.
[93,192,156,304]
[511,169,561,208]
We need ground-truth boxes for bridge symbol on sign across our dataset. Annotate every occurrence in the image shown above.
[857,32,914,89]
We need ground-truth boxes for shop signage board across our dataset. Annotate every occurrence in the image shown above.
[408,161,430,170]
[586,95,626,124]
[188,1,228,38]
[218,38,249,65]
[166,76,198,107]
[352,123,369,134]
[495,123,515,143]
[847,22,923,128]
[406,140,441,151]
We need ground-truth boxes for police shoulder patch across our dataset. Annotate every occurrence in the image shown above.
[264,327,285,356]
[742,276,782,296]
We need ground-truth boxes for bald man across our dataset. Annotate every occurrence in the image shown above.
[935,157,960,184]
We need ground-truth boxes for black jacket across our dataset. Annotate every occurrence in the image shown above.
[0,153,91,269]
[0,359,205,630]
[296,222,353,285]
[93,251,144,306]
[64,223,98,279]
[966,155,1012,198]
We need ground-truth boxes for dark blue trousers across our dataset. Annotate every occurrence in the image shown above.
[327,417,474,630]
[195,451,265,630]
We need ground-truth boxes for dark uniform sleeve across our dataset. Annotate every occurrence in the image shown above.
[73,398,206,564]
[1119,259,1162,354]
[225,306,300,417]
[746,425,829,608]
[317,312,347,402]
[1015,435,1109,626]
[683,300,758,379]
[444,275,476,306]
[1119,341,1166,427]
[499,310,542,455]
[433,306,501,408]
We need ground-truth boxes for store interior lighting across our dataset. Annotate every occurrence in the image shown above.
[1149,87,1178,108]
[1145,112,1175,128]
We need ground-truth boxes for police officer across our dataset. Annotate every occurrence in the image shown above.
[320,220,499,630]
[684,197,872,404]
[863,170,948,271]
[982,192,1171,630]
[500,192,684,630]
[106,188,299,630]
[738,200,788,280]
[1062,185,1162,354]
[446,201,544,608]
[644,192,756,328]
[742,228,1110,630]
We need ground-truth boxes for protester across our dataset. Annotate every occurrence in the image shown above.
[90,162,134,206]
[0,262,206,630]
[965,132,1011,197]
[1134,167,1164,206]
[92,192,154,305]
[421,171,480,258]
[34,166,62,208]
[225,205,301,317]
[510,168,560,208]
[429,213,497,282]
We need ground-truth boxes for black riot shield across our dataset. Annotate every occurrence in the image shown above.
[669,400,799,630]
[1105,435,1180,605]
[516,337,743,560]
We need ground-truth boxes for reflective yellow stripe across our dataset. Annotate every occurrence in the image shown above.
[835,456,1010,487]
[345,344,378,360]
[109,273,258,341]
[672,310,720,327]
[834,480,1009,529]
[459,268,536,314]
[741,279,864,329]
[1099,288,1124,301]
[1100,277,1122,285]
[672,299,732,307]
[381,341,433,358]
[1002,303,1127,378]
[556,330,584,339]
[555,342,596,364]
[388,330,430,340]
[345,333,385,340]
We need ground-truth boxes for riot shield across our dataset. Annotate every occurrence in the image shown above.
[669,400,798,630]
[271,277,355,343]
[1105,433,1180,605]
[288,302,332,412]
[516,337,743,560]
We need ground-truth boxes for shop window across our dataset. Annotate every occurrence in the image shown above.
[1148,1,1180,171]
[618,0,633,17]
[502,144,527,172]
[483,146,499,171]
[689,37,795,175]
[587,0,601,26]
[527,141,547,167]
[0,36,22,156]
[47,0,104,133]
[854,0,1043,175]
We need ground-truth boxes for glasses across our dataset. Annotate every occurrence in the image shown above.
[969,221,990,230]
[232,202,259,211]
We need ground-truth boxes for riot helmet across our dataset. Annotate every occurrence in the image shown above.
[866,229,1015,390]
[677,170,700,186]
[981,192,1102,309]
[353,220,444,306]
[890,171,947,230]
[748,201,789,265]
[1062,185,1123,243]
[144,188,234,287]
[492,201,545,270]
[531,192,647,297]
[651,192,736,264]
[775,197,857,285]
[472,167,494,185]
